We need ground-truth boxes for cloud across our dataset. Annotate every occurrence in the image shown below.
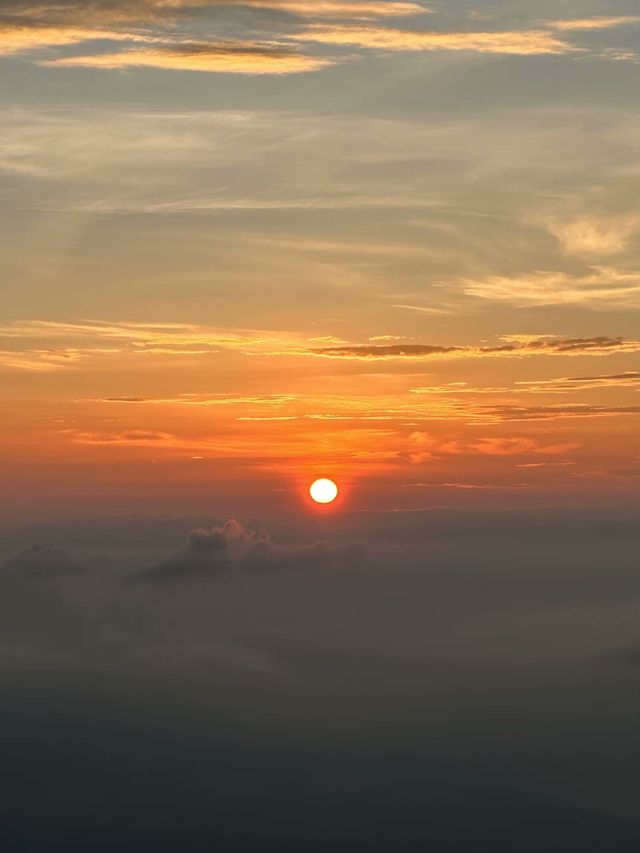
[0,346,119,372]
[293,24,573,54]
[410,383,509,395]
[2,507,640,849]
[0,0,426,75]
[103,396,151,402]
[548,17,640,32]
[411,370,640,398]
[405,481,531,490]
[407,432,578,459]
[9,320,637,373]
[0,319,297,351]
[482,404,640,422]
[3,0,636,79]
[0,319,303,370]
[542,216,639,256]
[517,371,640,392]
[129,519,247,583]
[464,437,578,456]
[42,43,333,74]
[0,25,150,54]
[254,1,428,17]
[0,0,427,27]
[564,370,640,384]
[460,267,640,308]
[3,106,633,218]
[128,518,362,583]
[2,544,88,579]
[312,343,463,358]
[2,11,331,78]
[309,336,640,360]
[0,350,69,372]
[617,646,640,669]
[72,429,178,447]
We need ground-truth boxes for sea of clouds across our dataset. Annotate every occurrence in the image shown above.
[1,507,639,851]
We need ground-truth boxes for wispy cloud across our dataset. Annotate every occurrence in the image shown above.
[0,0,428,26]
[540,215,639,257]
[482,404,640,422]
[293,25,573,55]
[3,0,637,78]
[309,336,640,360]
[42,43,333,74]
[517,371,640,392]
[547,16,640,32]
[405,481,532,490]
[0,347,119,372]
[0,319,307,371]
[459,267,640,308]
[0,319,300,350]
[258,1,428,17]
[0,25,150,55]
[409,434,579,457]
[3,322,640,374]
[0,0,427,75]
[411,370,640,396]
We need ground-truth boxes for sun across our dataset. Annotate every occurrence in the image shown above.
[309,478,339,505]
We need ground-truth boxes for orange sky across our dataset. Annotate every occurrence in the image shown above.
[2,318,639,519]
[1,2,639,519]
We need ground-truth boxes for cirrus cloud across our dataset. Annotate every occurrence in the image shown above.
[292,24,572,55]
[459,267,640,308]
[42,42,333,74]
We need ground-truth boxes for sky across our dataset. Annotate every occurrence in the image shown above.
[1,0,640,520]
[1,2,640,850]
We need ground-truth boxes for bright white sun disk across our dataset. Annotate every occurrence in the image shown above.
[309,478,338,504]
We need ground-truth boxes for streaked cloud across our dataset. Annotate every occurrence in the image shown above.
[257,1,428,17]
[293,25,573,55]
[309,336,640,360]
[0,0,428,25]
[3,0,638,82]
[3,321,640,392]
[517,371,640,392]
[0,25,148,55]
[460,267,640,308]
[412,434,580,457]
[0,347,119,372]
[0,319,301,351]
[0,0,428,76]
[482,404,640,422]
[411,370,640,396]
[548,16,640,31]
[43,43,333,74]
[405,481,532,490]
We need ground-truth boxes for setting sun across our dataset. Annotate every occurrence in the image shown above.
[309,478,339,505]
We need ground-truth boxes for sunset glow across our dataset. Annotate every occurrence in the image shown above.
[2,2,640,849]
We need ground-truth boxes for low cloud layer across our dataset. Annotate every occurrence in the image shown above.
[130,518,362,583]
[1,507,640,850]
[2,543,88,579]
